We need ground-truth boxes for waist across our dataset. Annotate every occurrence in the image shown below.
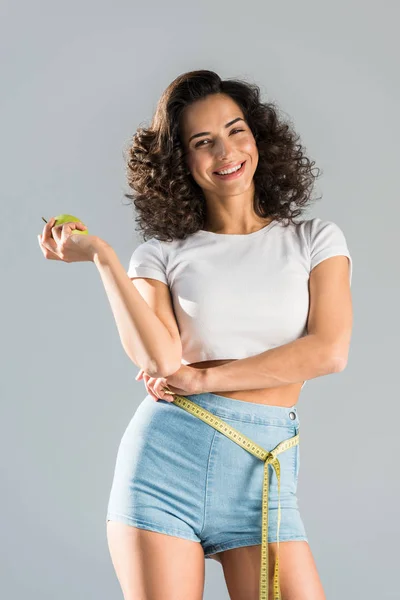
[206,386,302,407]
[187,360,303,407]
[180,391,300,424]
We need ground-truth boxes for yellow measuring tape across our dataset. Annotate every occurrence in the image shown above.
[163,391,299,600]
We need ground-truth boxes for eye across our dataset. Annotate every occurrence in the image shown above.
[194,128,245,148]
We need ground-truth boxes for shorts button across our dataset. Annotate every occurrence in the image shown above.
[289,411,296,420]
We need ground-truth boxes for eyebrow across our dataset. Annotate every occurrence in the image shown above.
[188,117,245,143]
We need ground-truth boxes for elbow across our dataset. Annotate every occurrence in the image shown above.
[160,362,182,378]
[147,336,183,378]
[327,345,349,373]
[154,341,183,378]
[145,357,182,379]
[330,357,348,373]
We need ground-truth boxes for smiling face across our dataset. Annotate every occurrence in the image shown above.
[180,93,259,200]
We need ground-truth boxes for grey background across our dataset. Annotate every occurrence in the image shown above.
[1,1,398,598]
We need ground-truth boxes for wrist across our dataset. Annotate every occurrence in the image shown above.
[92,238,113,264]
[194,368,210,394]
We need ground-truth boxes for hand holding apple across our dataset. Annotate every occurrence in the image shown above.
[38,214,105,263]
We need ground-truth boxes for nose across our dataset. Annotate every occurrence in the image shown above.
[213,137,234,160]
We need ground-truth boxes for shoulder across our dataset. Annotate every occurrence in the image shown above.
[297,217,352,284]
[287,217,350,252]
[127,237,168,285]
[297,217,348,243]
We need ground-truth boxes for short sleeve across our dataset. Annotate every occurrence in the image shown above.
[127,238,168,285]
[308,218,353,285]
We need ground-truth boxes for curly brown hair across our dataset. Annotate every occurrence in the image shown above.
[123,70,322,242]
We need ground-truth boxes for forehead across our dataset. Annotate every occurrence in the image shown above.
[180,94,244,139]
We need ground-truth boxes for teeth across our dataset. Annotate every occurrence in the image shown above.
[216,163,242,175]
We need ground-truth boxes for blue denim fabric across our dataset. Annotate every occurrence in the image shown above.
[106,392,308,557]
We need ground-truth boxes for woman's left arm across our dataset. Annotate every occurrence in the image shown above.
[199,334,341,394]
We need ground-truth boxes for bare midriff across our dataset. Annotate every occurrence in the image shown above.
[187,359,303,408]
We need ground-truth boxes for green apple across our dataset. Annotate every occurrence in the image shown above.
[43,214,89,235]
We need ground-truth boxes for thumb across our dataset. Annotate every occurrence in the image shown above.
[62,222,86,241]
[68,222,87,233]
[135,369,144,381]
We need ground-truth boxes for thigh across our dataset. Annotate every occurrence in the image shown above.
[107,521,205,600]
[219,541,326,600]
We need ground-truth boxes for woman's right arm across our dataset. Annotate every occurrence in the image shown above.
[93,241,182,378]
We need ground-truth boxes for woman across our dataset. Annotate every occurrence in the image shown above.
[38,70,352,599]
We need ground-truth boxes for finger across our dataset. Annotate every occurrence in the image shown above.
[153,379,164,399]
[135,369,144,381]
[149,377,169,402]
[147,386,158,402]
[142,375,157,401]
[155,378,174,402]
[45,218,61,247]
[42,216,55,239]
[37,233,61,260]
[42,217,59,246]
[154,378,172,401]
[53,221,75,243]
[60,222,86,245]
[51,224,62,244]
[59,223,72,245]
[61,221,77,238]
[146,377,159,401]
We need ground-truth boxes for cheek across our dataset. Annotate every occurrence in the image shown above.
[238,139,258,173]
[252,148,259,169]
[242,137,258,157]
[186,151,200,171]
[188,153,210,175]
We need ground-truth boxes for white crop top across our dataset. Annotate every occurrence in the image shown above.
[127,217,352,390]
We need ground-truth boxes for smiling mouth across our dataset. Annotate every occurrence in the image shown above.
[213,161,246,176]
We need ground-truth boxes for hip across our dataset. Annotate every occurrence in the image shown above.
[106,392,304,548]
[113,392,301,495]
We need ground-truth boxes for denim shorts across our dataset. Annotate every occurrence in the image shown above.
[106,392,308,558]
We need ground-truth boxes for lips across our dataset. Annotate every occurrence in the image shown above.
[213,161,244,174]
